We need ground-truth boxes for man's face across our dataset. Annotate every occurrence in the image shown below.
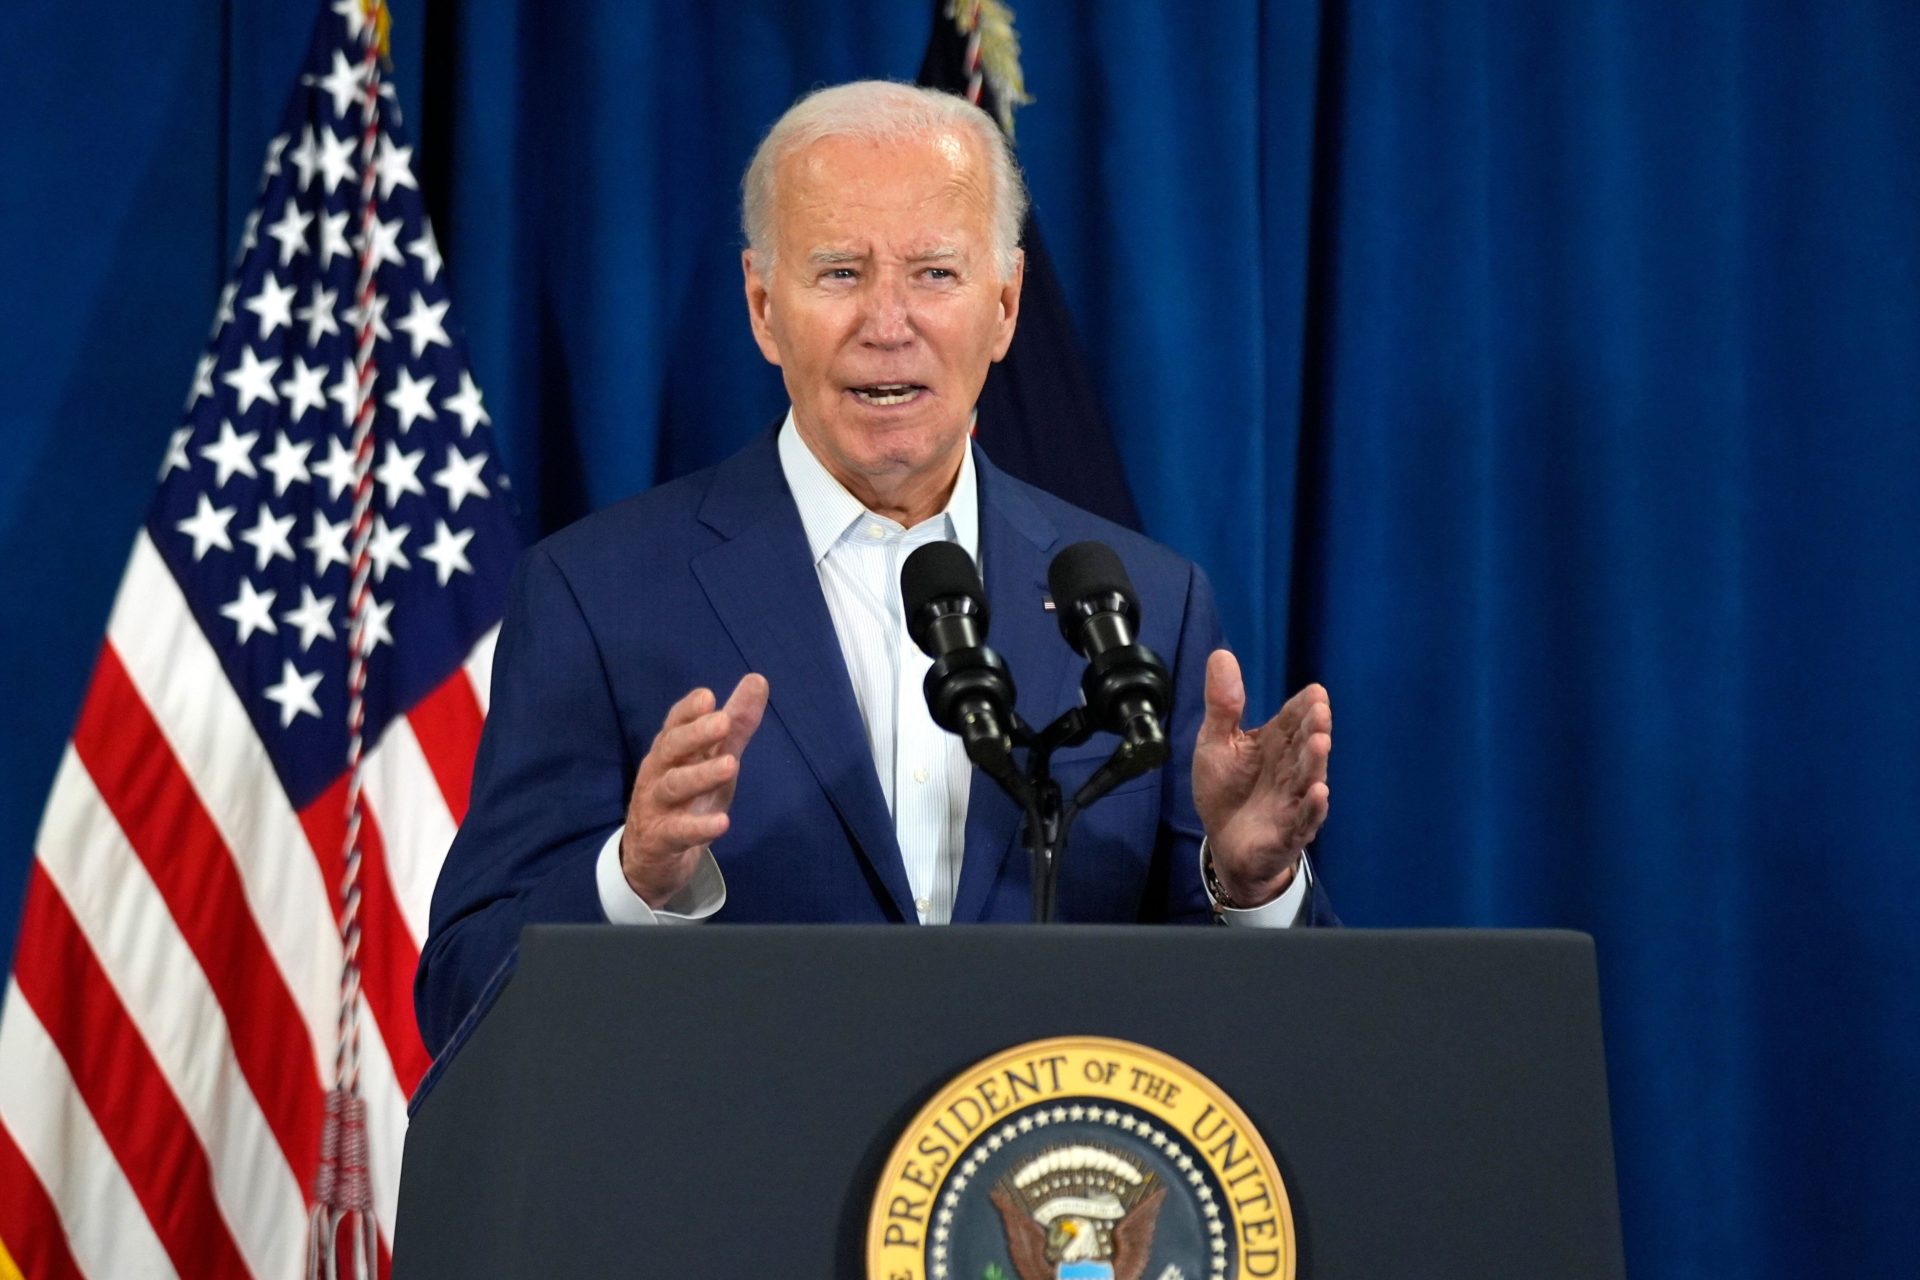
[743,128,1023,517]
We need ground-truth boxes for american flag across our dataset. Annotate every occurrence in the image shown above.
[0,1,517,1275]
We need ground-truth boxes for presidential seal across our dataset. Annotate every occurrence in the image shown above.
[868,1037,1294,1280]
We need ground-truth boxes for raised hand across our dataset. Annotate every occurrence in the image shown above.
[619,674,768,907]
[1191,650,1330,907]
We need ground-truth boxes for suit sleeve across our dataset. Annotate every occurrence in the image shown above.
[414,544,635,1055]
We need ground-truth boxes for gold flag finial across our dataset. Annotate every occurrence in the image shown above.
[361,0,392,61]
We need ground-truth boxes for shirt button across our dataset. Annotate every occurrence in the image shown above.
[915,897,931,914]
[867,524,886,539]
[912,766,930,784]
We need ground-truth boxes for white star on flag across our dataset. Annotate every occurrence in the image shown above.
[213,281,239,331]
[288,124,320,189]
[159,426,194,480]
[239,503,298,571]
[266,199,313,267]
[305,508,352,574]
[359,214,405,269]
[186,352,217,409]
[311,434,359,502]
[394,292,452,358]
[318,127,358,194]
[175,493,238,559]
[328,362,367,429]
[260,132,290,180]
[263,658,324,727]
[441,370,490,435]
[223,347,283,414]
[368,515,411,582]
[431,444,491,512]
[220,577,280,644]
[199,420,260,487]
[316,208,353,271]
[281,585,339,652]
[420,521,476,585]
[316,49,365,119]
[342,291,392,342]
[260,430,315,495]
[298,282,341,348]
[386,367,437,433]
[375,136,417,200]
[408,223,443,283]
[279,356,331,423]
[245,273,299,339]
[375,441,427,507]
[352,592,395,656]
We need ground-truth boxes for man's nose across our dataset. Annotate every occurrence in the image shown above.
[859,275,914,347]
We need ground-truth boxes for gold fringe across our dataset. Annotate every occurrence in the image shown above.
[948,0,1035,136]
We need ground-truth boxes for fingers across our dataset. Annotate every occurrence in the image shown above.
[1271,681,1329,741]
[651,752,739,807]
[1285,781,1331,853]
[621,676,767,906]
[719,673,769,757]
[1197,649,1246,749]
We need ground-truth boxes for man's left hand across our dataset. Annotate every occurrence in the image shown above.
[1192,650,1331,907]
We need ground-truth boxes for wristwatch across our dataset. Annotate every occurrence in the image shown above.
[1200,839,1243,915]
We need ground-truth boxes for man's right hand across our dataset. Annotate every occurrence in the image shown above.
[620,674,769,908]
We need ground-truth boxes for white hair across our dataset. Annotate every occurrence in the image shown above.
[742,80,1029,280]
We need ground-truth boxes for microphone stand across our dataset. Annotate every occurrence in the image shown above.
[978,708,1169,924]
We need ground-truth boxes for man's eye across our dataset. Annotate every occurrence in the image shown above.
[924,268,954,280]
[824,268,857,281]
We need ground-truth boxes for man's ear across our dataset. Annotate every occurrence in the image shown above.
[742,250,783,367]
[990,249,1025,362]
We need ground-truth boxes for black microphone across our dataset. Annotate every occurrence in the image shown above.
[1047,541,1171,771]
[901,542,1019,777]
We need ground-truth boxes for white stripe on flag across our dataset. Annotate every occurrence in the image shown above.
[109,531,340,1082]
[464,622,499,712]
[365,716,458,948]
[110,528,412,1237]
[37,747,308,1279]
[0,977,182,1280]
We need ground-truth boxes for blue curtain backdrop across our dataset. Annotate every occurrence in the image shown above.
[3,2,1915,1275]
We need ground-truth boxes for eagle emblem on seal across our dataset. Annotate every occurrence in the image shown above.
[986,1144,1168,1280]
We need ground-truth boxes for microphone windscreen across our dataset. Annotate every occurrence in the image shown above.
[1048,541,1137,611]
[901,541,988,625]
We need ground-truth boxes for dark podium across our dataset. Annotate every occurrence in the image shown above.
[395,927,1624,1278]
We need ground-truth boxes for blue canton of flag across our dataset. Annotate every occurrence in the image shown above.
[153,1,516,811]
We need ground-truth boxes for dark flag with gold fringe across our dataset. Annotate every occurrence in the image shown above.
[917,1,1143,530]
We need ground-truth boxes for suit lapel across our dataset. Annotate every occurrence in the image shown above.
[690,432,915,921]
[951,452,1069,923]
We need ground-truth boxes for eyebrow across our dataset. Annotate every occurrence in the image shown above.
[803,246,964,267]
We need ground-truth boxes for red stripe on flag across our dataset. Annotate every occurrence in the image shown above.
[71,645,323,1197]
[300,780,432,1095]
[12,869,252,1279]
[0,1118,84,1280]
[407,669,485,824]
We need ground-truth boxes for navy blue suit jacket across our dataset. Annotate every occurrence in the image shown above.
[416,429,1335,1055]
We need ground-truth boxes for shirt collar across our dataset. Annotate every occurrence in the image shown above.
[776,409,980,567]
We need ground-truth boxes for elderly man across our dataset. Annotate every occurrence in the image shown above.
[416,82,1334,1055]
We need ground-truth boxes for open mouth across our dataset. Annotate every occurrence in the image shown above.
[848,383,928,407]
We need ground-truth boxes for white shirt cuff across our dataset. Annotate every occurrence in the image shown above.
[1204,841,1314,928]
[593,828,727,924]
